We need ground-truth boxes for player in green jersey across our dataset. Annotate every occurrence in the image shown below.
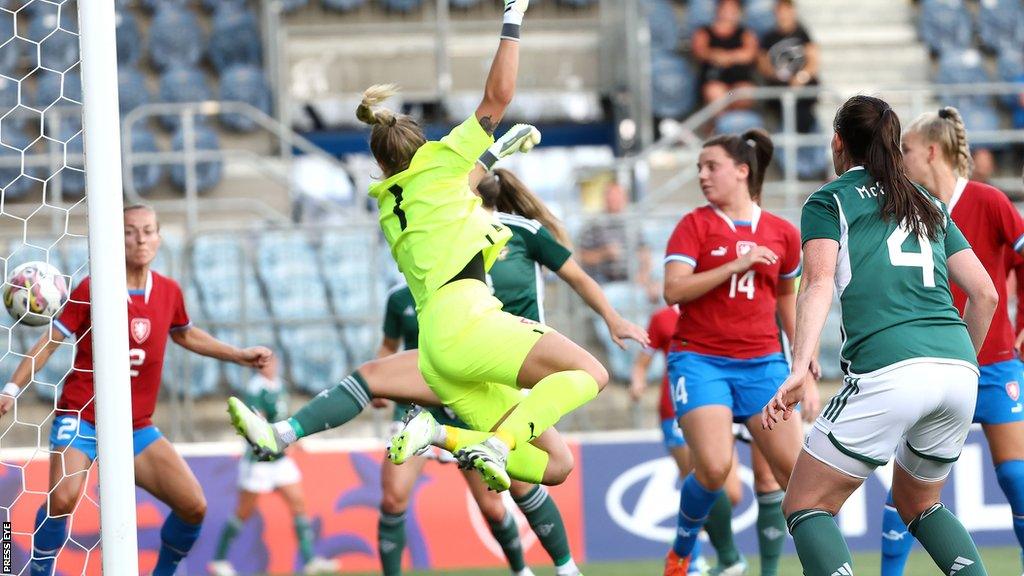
[762,95,998,576]
[209,354,337,576]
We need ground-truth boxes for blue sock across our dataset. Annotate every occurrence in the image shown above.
[672,474,722,558]
[153,513,202,576]
[687,535,704,575]
[880,489,914,576]
[996,460,1024,571]
[31,505,68,576]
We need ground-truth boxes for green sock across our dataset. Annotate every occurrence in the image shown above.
[290,372,371,439]
[295,514,315,564]
[513,485,573,568]
[488,512,526,572]
[704,491,741,567]
[214,516,243,561]
[756,491,785,576]
[908,503,987,575]
[378,510,406,576]
[496,370,597,448]
[788,509,853,576]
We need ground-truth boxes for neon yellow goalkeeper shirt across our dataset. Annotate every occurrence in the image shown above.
[368,115,512,311]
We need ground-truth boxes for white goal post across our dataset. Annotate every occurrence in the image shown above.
[78,2,139,573]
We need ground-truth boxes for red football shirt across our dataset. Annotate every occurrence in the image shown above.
[947,178,1024,365]
[55,272,191,429]
[645,305,680,421]
[665,204,801,359]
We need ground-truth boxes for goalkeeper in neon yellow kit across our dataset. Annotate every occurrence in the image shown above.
[355,0,627,493]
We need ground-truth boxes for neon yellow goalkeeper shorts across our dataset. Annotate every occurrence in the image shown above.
[417,278,552,431]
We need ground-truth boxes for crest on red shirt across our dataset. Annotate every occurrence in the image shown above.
[131,318,151,344]
[736,241,758,256]
[1007,381,1020,402]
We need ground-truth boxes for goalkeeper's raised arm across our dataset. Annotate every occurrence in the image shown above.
[476,0,529,135]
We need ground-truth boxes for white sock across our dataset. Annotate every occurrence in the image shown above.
[273,420,297,445]
[513,568,535,576]
[430,421,447,446]
[555,558,580,576]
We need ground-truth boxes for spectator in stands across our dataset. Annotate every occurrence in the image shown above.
[691,0,759,107]
[758,0,819,134]
[973,148,996,183]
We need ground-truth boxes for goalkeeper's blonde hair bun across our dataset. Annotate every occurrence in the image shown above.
[356,84,427,178]
[356,84,399,127]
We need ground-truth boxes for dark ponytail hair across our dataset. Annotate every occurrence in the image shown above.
[477,169,572,248]
[834,95,943,240]
[703,128,774,200]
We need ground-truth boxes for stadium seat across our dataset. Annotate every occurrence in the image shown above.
[170,122,223,192]
[24,2,77,39]
[58,235,89,287]
[0,75,18,116]
[162,283,221,398]
[115,9,142,66]
[919,0,972,55]
[36,68,81,137]
[0,13,22,77]
[28,13,79,73]
[776,143,830,181]
[202,0,248,11]
[218,326,278,392]
[744,0,776,39]
[280,0,310,12]
[685,0,716,37]
[255,231,332,320]
[53,121,86,198]
[118,66,152,118]
[378,0,423,13]
[318,229,383,319]
[126,124,164,195]
[936,48,994,109]
[957,101,1002,148]
[208,5,262,73]
[322,0,368,11]
[341,324,377,367]
[157,65,213,131]
[646,0,681,52]
[650,50,697,119]
[996,50,1024,108]
[218,65,272,132]
[714,109,764,134]
[191,234,268,323]
[141,0,191,13]
[0,127,37,201]
[279,325,348,394]
[148,5,205,72]
[556,0,597,7]
[976,0,1024,54]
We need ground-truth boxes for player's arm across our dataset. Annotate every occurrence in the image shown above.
[171,326,272,368]
[556,258,649,349]
[777,278,822,421]
[629,350,654,402]
[948,249,999,355]
[475,0,529,134]
[0,327,67,417]
[663,244,778,305]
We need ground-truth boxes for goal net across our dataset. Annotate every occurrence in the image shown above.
[0,1,137,573]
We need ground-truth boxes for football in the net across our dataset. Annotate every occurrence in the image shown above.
[3,261,69,327]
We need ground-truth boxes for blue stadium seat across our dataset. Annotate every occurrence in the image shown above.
[208,5,262,73]
[0,128,37,201]
[977,0,1024,54]
[777,143,829,181]
[318,230,383,319]
[35,68,81,109]
[996,50,1024,108]
[686,0,716,37]
[170,123,223,192]
[24,2,77,38]
[191,234,268,323]
[54,121,86,198]
[714,109,764,134]
[126,125,164,195]
[118,66,152,118]
[0,76,18,115]
[162,283,221,398]
[744,0,776,39]
[28,13,79,73]
[0,13,22,77]
[919,0,972,54]
[115,9,142,66]
[27,326,75,402]
[58,235,89,288]
[322,0,367,11]
[556,0,597,7]
[256,232,332,320]
[378,0,423,13]
[142,0,191,13]
[341,324,378,367]
[218,326,278,392]
[936,48,994,109]
[279,326,348,394]
[650,50,697,119]
[646,0,681,52]
[218,65,272,132]
[280,0,310,12]
[157,65,212,131]
[957,101,1002,148]
[148,5,205,71]
[202,0,248,10]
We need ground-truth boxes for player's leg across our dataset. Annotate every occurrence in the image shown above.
[704,449,744,574]
[509,479,581,576]
[462,471,533,576]
[210,486,258,575]
[32,416,96,576]
[880,486,915,576]
[751,443,785,576]
[378,455,429,576]
[228,350,444,458]
[133,434,207,576]
[276,474,338,575]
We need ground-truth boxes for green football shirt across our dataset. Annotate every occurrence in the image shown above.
[382,284,419,350]
[368,115,513,312]
[801,166,976,374]
[489,212,572,323]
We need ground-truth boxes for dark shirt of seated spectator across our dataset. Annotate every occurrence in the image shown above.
[758,0,819,133]
[692,0,759,106]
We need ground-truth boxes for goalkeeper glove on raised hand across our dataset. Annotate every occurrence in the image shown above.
[502,0,529,40]
[478,124,541,170]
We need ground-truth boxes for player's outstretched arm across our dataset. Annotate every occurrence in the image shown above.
[171,326,272,368]
[555,258,649,349]
[470,123,541,190]
[475,0,529,134]
[0,327,66,418]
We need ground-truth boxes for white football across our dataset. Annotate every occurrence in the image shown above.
[3,261,69,327]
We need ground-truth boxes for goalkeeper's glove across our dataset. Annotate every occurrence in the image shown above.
[502,0,529,41]
[478,124,541,170]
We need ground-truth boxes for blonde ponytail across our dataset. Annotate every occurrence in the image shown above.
[939,106,972,178]
[356,84,399,127]
[905,107,973,179]
[355,84,427,178]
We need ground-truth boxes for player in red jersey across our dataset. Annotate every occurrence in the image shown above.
[0,205,271,576]
[878,107,1024,575]
[660,129,818,576]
